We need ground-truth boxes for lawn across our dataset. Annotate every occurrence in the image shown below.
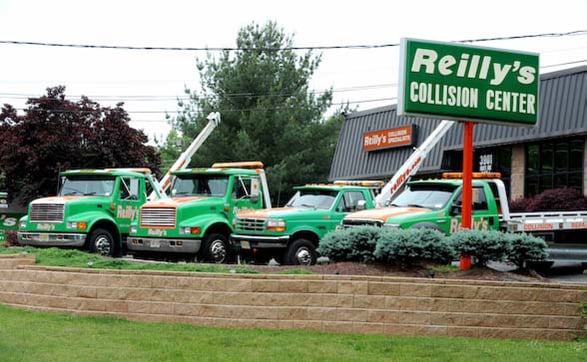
[0,244,260,274]
[0,304,585,362]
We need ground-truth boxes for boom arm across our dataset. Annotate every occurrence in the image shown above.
[375,120,455,207]
[151,112,221,199]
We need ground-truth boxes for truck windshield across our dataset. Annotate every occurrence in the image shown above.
[286,189,338,210]
[59,176,115,196]
[390,184,456,210]
[172,175,228,197]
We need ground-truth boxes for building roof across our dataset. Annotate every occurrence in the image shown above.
[329,65,587,181]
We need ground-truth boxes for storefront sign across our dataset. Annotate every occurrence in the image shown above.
[398,38,539,127]
[479,153,493,172]
[363,125,416,151]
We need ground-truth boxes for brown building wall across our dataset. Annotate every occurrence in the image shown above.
[0,255,585,341]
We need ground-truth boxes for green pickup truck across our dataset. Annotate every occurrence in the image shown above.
[231,181,382,265]
[342,176,503,233]
[126,162,271,263]
[17,168,163,255]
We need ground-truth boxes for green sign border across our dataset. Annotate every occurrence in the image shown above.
[398,38,540,127]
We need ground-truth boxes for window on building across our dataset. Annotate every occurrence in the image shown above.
[524,139,584,197]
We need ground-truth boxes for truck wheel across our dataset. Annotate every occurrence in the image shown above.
[201,233,229,264]
[89,228,116,257]
[284,239,316,266]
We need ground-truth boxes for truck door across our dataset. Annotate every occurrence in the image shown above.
[449,186,496,233]
[116,176,142,232]
[330,191,368,231]
[230,176,262,224]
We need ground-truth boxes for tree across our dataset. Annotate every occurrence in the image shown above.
[166,21,343,205]
[0,86,160,204]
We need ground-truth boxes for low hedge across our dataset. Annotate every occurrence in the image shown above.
[318,226,380,263]
[374,229,455,265]
[320,227,548,268]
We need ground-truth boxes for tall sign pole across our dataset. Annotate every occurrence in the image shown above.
[398,38,539,270]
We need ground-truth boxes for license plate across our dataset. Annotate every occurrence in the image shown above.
[150,240,161,248]
[40,234,49,242]
[241,241,250,249]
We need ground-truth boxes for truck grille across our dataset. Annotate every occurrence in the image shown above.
[236,218,266,232]
[342,219,384,228]
[30,203,64,223]
[141,207,176,227]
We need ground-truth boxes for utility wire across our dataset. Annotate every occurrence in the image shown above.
[0,30,586,52]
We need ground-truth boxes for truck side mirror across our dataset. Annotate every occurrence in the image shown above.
[171,189,177,197]
[450,202,462,216]
[356,200,367,211]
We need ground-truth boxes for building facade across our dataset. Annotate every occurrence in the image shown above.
[329,66,587,200]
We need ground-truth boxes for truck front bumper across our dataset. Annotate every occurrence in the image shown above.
[126,237,201,253]
[17,232,86,247]
[230,234,290,250]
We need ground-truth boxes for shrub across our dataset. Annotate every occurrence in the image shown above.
[507,233,548,269]
[449,230,511,266]
[510,188,587,212]
[509,197,533,212]
[374,228,455,265]
[318,226,381,262]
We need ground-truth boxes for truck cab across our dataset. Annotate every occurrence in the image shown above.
[17,169,163,256]
[126,162,270,263]
[343,176,503,234]
[231,181,382,265]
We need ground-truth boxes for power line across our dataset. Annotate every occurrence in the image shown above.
[1,30,586,52]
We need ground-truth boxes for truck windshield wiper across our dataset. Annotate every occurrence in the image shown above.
[300,203,316,209]
[83,192,96,196]
[407,203,425,208]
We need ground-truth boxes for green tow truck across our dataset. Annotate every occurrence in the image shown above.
[126,161,272,263]
[231,181,383,265]
[17,169,163,256]
[342,173,587,263]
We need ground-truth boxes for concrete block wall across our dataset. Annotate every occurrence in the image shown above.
[0,255,585,341]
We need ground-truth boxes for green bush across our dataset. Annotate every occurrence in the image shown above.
[507,233,548,269]
[448,230,511,266]
[318,226,381,262]
[374,228,455,265]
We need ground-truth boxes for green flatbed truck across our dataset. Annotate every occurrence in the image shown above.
[343,173,587,263]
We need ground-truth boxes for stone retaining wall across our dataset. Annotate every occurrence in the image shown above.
[1,255,585,340]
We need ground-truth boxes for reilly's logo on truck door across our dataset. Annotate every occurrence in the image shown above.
[117,205,139,220]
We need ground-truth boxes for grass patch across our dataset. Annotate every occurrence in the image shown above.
[0,245,258,274]
[278,268,314,275]
[0,304,586,361]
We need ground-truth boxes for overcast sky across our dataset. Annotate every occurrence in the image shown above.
[0,0,585,142]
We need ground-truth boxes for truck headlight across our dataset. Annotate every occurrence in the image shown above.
[180,227,201,235]
[266,219,286,232]
[67,222,87,230]
[19,221,27,230]
[130,225,137,234]
[384,223,401,229]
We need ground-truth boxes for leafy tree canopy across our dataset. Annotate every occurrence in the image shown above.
[163,21,344,205]
[0,86,160,204]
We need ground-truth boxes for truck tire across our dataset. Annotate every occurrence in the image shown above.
[201,233,229,264]
[284,239,317,266]
[89,228,116,257]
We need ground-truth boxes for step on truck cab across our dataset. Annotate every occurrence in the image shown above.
[231,181,383,265]
[17,169,163,256]
[126,161,271,263]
